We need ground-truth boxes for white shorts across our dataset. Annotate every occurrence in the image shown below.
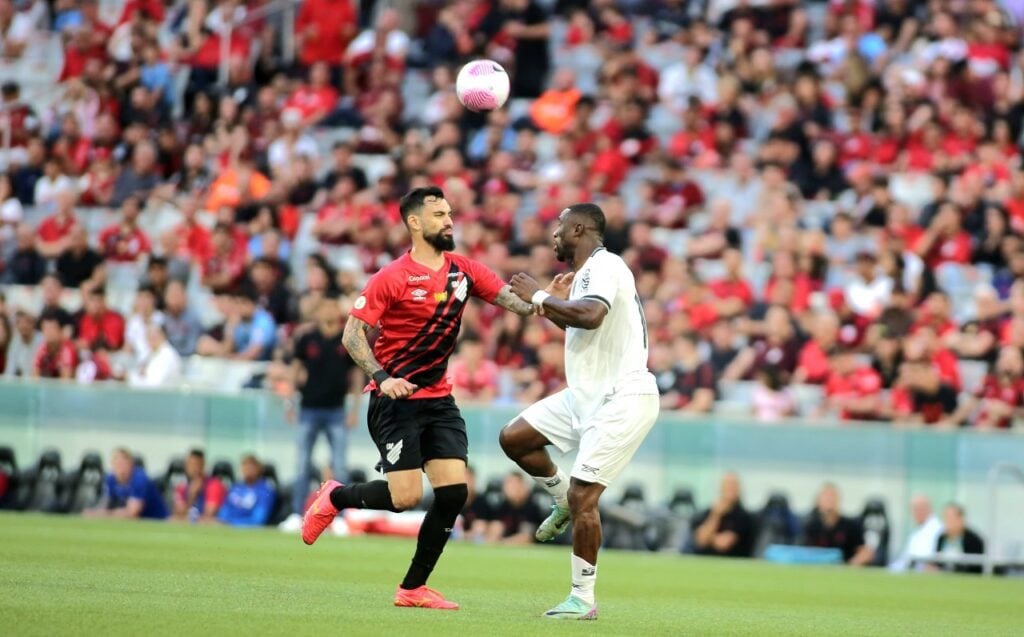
[514,389,659,487]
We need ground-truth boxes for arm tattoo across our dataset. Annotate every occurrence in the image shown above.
[343,316,384,377]
[494,285,537,316]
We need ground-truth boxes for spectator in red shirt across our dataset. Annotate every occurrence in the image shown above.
[448,334,500,402]
[173,448,227,522]
[709,247,756,317]
[76,287,125,350]
[913,202,972,269]
[794,312,839,385]
[173,194,213,264]
[201,223,247,294]
[890,337,959,426]
[284,62,340,127]
[823,347,885,421]
[33,311,78,380]
[294,0,356,70]
[37,189,79,259]
[944,345,1024,429]
[98,196,151,262]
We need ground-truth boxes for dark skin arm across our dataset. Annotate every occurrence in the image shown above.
[509,273,608,330]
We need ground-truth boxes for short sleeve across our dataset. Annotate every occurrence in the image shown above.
[350,270,398,326]
[129,471,148,501]
[576,254,619,311]
[465,259,505,304]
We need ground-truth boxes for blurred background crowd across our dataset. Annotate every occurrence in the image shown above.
[2,0,1024,431]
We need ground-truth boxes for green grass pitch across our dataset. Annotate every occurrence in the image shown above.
[2,513,1022,636]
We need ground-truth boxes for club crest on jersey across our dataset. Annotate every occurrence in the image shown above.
[580,269,590,291]
[434,291,448,303]
[411,288,428,301]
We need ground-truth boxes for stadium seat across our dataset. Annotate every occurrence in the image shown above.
[60,452,104,514]
[0,446,21,510]
[665,487,697,552]
[752,493,802,558]
[860,498,891,567]
[211,460,235,491]
[603,484,651,551]
[159,457,187,513]
[261,463,291,526]
[957,360,988,396]
[24,450,64,513]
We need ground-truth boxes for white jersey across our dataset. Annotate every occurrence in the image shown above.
[564,247,658,418]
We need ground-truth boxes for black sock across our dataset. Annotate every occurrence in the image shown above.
[329,480,400,512]
[401,483,468,590]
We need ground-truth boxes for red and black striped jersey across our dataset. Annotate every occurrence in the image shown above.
[350,251,505,399]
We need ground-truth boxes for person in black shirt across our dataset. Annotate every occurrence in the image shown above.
[487,472,544,544]
[460,465,494,543]
[36,274,74,333]
[481,0,551,98]
[287,297,362,521]
[803,483,874,566]
[690,473,754,557]
[6,223,46,285]
[934,503,985,574]
[56,226,105,291]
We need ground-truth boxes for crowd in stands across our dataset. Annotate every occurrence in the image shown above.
[3,0,1024,429]
[0,443,990,572]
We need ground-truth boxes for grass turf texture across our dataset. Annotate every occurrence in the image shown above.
[2,513,1022,636]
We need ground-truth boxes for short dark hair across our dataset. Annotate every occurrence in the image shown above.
[39,309,63,325]
[188,448,205,461]
[565,202,606,237]
[399,186,445,224]
[148,256,167,269]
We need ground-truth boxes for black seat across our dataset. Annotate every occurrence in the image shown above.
[211,460,235,490]
[0,446,21,510]
[483,477,504,511]
[860,498,890,567]
[668,487,696,518]
[262,463,290,525]
[752,492,801,558]
[133,455,146,470]
[61,452,105,514]
[160,457,187,512]
[26,449,64,513]
[665,487,697,552]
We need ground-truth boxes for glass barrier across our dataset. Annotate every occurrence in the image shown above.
[2,379,1022,555]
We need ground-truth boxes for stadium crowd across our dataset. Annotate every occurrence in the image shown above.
[2,0,1024,431]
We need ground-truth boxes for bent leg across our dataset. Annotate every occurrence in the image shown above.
[499,417,558,477]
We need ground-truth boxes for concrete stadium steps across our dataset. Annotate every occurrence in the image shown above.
[178,357,269,392]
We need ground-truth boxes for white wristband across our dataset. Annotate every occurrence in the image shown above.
[531,290,551,307]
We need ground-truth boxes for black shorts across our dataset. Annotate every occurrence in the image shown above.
[367,394,468,473]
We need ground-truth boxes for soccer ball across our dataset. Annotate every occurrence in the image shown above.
[456,59,510,112]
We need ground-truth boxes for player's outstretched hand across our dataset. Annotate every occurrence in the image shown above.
[510,272,540,303]
[380,377,418,399]
[546,271,574,300]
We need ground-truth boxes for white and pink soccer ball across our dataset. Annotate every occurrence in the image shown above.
[455,59,510,112]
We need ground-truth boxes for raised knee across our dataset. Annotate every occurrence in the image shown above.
[498,425,519,455]
[390,492,422,512]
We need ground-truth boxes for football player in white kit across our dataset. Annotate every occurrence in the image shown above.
[506,203,660,620]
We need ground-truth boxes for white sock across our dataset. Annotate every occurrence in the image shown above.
[532,468,569,507]
[570,554,597,605]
